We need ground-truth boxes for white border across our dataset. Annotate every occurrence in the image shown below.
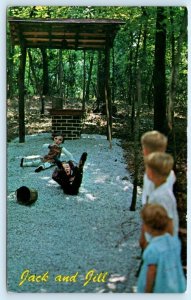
[1,1,190,300]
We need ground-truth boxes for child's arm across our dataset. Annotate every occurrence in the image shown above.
[141,174,149,205]
[145,264,157,293]
[42,143,50,149]
[54,157,64,169]
[61,147,76,162]
[139,224,148,250]
[166,218,174,235]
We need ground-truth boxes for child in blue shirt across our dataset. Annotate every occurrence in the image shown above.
[137,203,186,293]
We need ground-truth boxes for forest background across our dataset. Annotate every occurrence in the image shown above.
[7,6,187,272]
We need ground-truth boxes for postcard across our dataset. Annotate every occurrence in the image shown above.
[6,5,187,294]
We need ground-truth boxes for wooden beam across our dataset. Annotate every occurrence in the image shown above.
[9,18,125,50]
[23,42,106,50]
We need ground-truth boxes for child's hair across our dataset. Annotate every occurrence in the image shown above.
[141,131,168,153]
[144,152,174,178]
[141,203,169,231]
[52,132,65,141]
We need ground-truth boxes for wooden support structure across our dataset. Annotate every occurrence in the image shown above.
[9,18,125,143]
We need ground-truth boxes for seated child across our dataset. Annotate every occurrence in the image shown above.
[20,132,75,172]
[52,152,87,195]
[141,131,176,205]
[137,203,186,293]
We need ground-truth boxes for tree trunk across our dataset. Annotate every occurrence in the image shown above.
[153,7,167,134]
[68,53,76,99]
[141,7,149,104]
[41,48,49,95]
[28,50,44,114]
[105,45,112,148]
[58,49,63,97]
[130,68,141,211]
[18,46,26,143]
[111,48,115,103]
[96,51,105,110]
[170,7,175,66]
[85,51,94,103]
[7,44,14,99]
[28,50,41,94]
[168,8,187,162]
[147,72,154,108]
[127,32,133,106]
[130,26,141,133]
[131,98,135,133]
[41,48,49,114]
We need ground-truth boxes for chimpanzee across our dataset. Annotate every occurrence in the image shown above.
[52,152,87,195]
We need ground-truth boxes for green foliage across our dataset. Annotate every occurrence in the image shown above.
[7,6,187,116]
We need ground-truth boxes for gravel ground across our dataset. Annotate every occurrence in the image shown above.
[7,133,142,293]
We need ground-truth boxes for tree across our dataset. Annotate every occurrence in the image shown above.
[41,48,49,114]
[130,67,142,211]
[153,7,167,134]
[96,51,106,110]
[167,8,187,161]
[7,6,187,143]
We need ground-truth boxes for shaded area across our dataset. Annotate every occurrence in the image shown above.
[7,133,142,293]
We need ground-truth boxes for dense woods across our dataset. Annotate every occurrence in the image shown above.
[7,6,187,271]
[7,6,187,113]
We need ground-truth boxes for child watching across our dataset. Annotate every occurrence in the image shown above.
[137,203,186,293]
[137,131,177,277]
[20,132,75,172]
[141,131,176,205]
[143,152,179,237]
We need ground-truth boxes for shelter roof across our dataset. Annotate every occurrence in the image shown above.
[8,18,125,50]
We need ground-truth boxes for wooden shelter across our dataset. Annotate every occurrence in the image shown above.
[8,18,125,143]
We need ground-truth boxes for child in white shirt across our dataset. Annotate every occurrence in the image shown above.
[137,131,178,277]
[143,152,179,237]
[141,131,176,205]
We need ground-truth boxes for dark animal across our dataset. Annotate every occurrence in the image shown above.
[52,152,87,195]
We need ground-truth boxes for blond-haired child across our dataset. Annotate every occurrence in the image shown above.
[143,152,179,236]
[137,203,186,293]
[141,130,168,154]
[141,131,176,205]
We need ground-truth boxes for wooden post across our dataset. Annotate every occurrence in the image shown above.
[105,44,112,148]
[18,46,26,143]
[82,50,86,111]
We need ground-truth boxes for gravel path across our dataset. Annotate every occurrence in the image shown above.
[7,133,142,293]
